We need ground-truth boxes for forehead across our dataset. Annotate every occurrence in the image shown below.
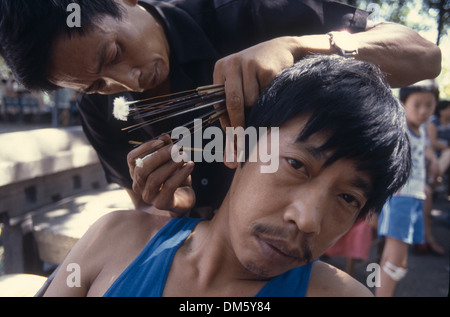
[278,114,329,149]
[404,91,437,105]
[278,114,371,175]
[48,16,120,89]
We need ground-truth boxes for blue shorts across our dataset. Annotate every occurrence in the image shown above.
[378,196,425,244]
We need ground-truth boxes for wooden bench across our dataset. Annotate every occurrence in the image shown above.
[32,185,132,266]
[0,126,110,274]
[0,184,132,296]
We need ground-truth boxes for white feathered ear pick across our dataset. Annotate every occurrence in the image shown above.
[113,96,131,121]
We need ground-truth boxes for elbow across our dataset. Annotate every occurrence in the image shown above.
[414,29,442,80]
[399,41,442,86]
[397,23,442,82]
[427,44,442,79]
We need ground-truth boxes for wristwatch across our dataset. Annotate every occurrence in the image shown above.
[327,31,359,58]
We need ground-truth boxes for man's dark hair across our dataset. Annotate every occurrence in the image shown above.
[247,55,411,218]
[0,0,124,92]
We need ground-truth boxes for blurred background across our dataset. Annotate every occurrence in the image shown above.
[342,0,449,98]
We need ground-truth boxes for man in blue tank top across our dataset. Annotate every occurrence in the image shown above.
[43,55,411,297]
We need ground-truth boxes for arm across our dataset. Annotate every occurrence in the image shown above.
[306,261,374,297]
[43,212,118,297]
[425,143,440,181]
[353,22,442,87]
[43,210,168,297]
[427,121,449,152]
[214,22,441,129]
[292,22,441,88]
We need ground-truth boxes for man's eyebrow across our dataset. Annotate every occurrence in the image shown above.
[296,142,372,197]
[351,176,372,198]
[303,144,327,161]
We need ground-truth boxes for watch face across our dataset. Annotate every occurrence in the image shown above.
[331,32,358,56]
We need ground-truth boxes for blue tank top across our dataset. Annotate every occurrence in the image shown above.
[104,217,313,297]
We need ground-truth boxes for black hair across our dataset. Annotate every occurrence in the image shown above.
[246,55,411,218]
[399,80,440,104]
[0,0,124,92]
[436,99,450,117]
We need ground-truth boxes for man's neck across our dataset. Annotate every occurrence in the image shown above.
[162,212,268,296]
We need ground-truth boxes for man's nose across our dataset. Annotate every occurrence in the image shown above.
[282,186,327,235]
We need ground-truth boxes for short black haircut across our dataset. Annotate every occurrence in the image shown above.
[399,79,440,104]
[246,55,411,218]
[0,0,124,92]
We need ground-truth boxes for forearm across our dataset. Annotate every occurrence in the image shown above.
[355,22,441,87]
[426,145,439,162]
[427,124,449,151]
[285,22,442,88]
[211,22,441,128]
[430,139,449,151]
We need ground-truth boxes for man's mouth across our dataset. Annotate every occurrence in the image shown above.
[257,236,303,261]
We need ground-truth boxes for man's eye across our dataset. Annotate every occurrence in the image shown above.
[340,194,361,209]
[287,158,304,170]
[83,80,105,94]
[111,44,121,64]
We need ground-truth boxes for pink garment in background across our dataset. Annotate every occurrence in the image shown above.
[325,219,373,260]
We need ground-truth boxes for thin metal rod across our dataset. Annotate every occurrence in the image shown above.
[133,91,225,120]
[130,105,226,159]
[124,98,225,132]
[123,85,227,160]
[130,84,224,106]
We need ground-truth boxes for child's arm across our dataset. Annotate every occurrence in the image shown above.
[427,121,449,152]
[425,145,440,181]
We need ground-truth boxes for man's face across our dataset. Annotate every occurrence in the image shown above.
[225,115,372,279]
[49,1,170,94]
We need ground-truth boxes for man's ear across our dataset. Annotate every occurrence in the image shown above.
[224,134,239,170]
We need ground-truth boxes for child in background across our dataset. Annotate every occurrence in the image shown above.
[427,100,450,179]
[414,99,450,256]
[377,80,439,297]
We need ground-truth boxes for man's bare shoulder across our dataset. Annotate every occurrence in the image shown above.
[306,260,374,297]
[82,209,173,267]
[43,210,172,296]
[93,209,172,240]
